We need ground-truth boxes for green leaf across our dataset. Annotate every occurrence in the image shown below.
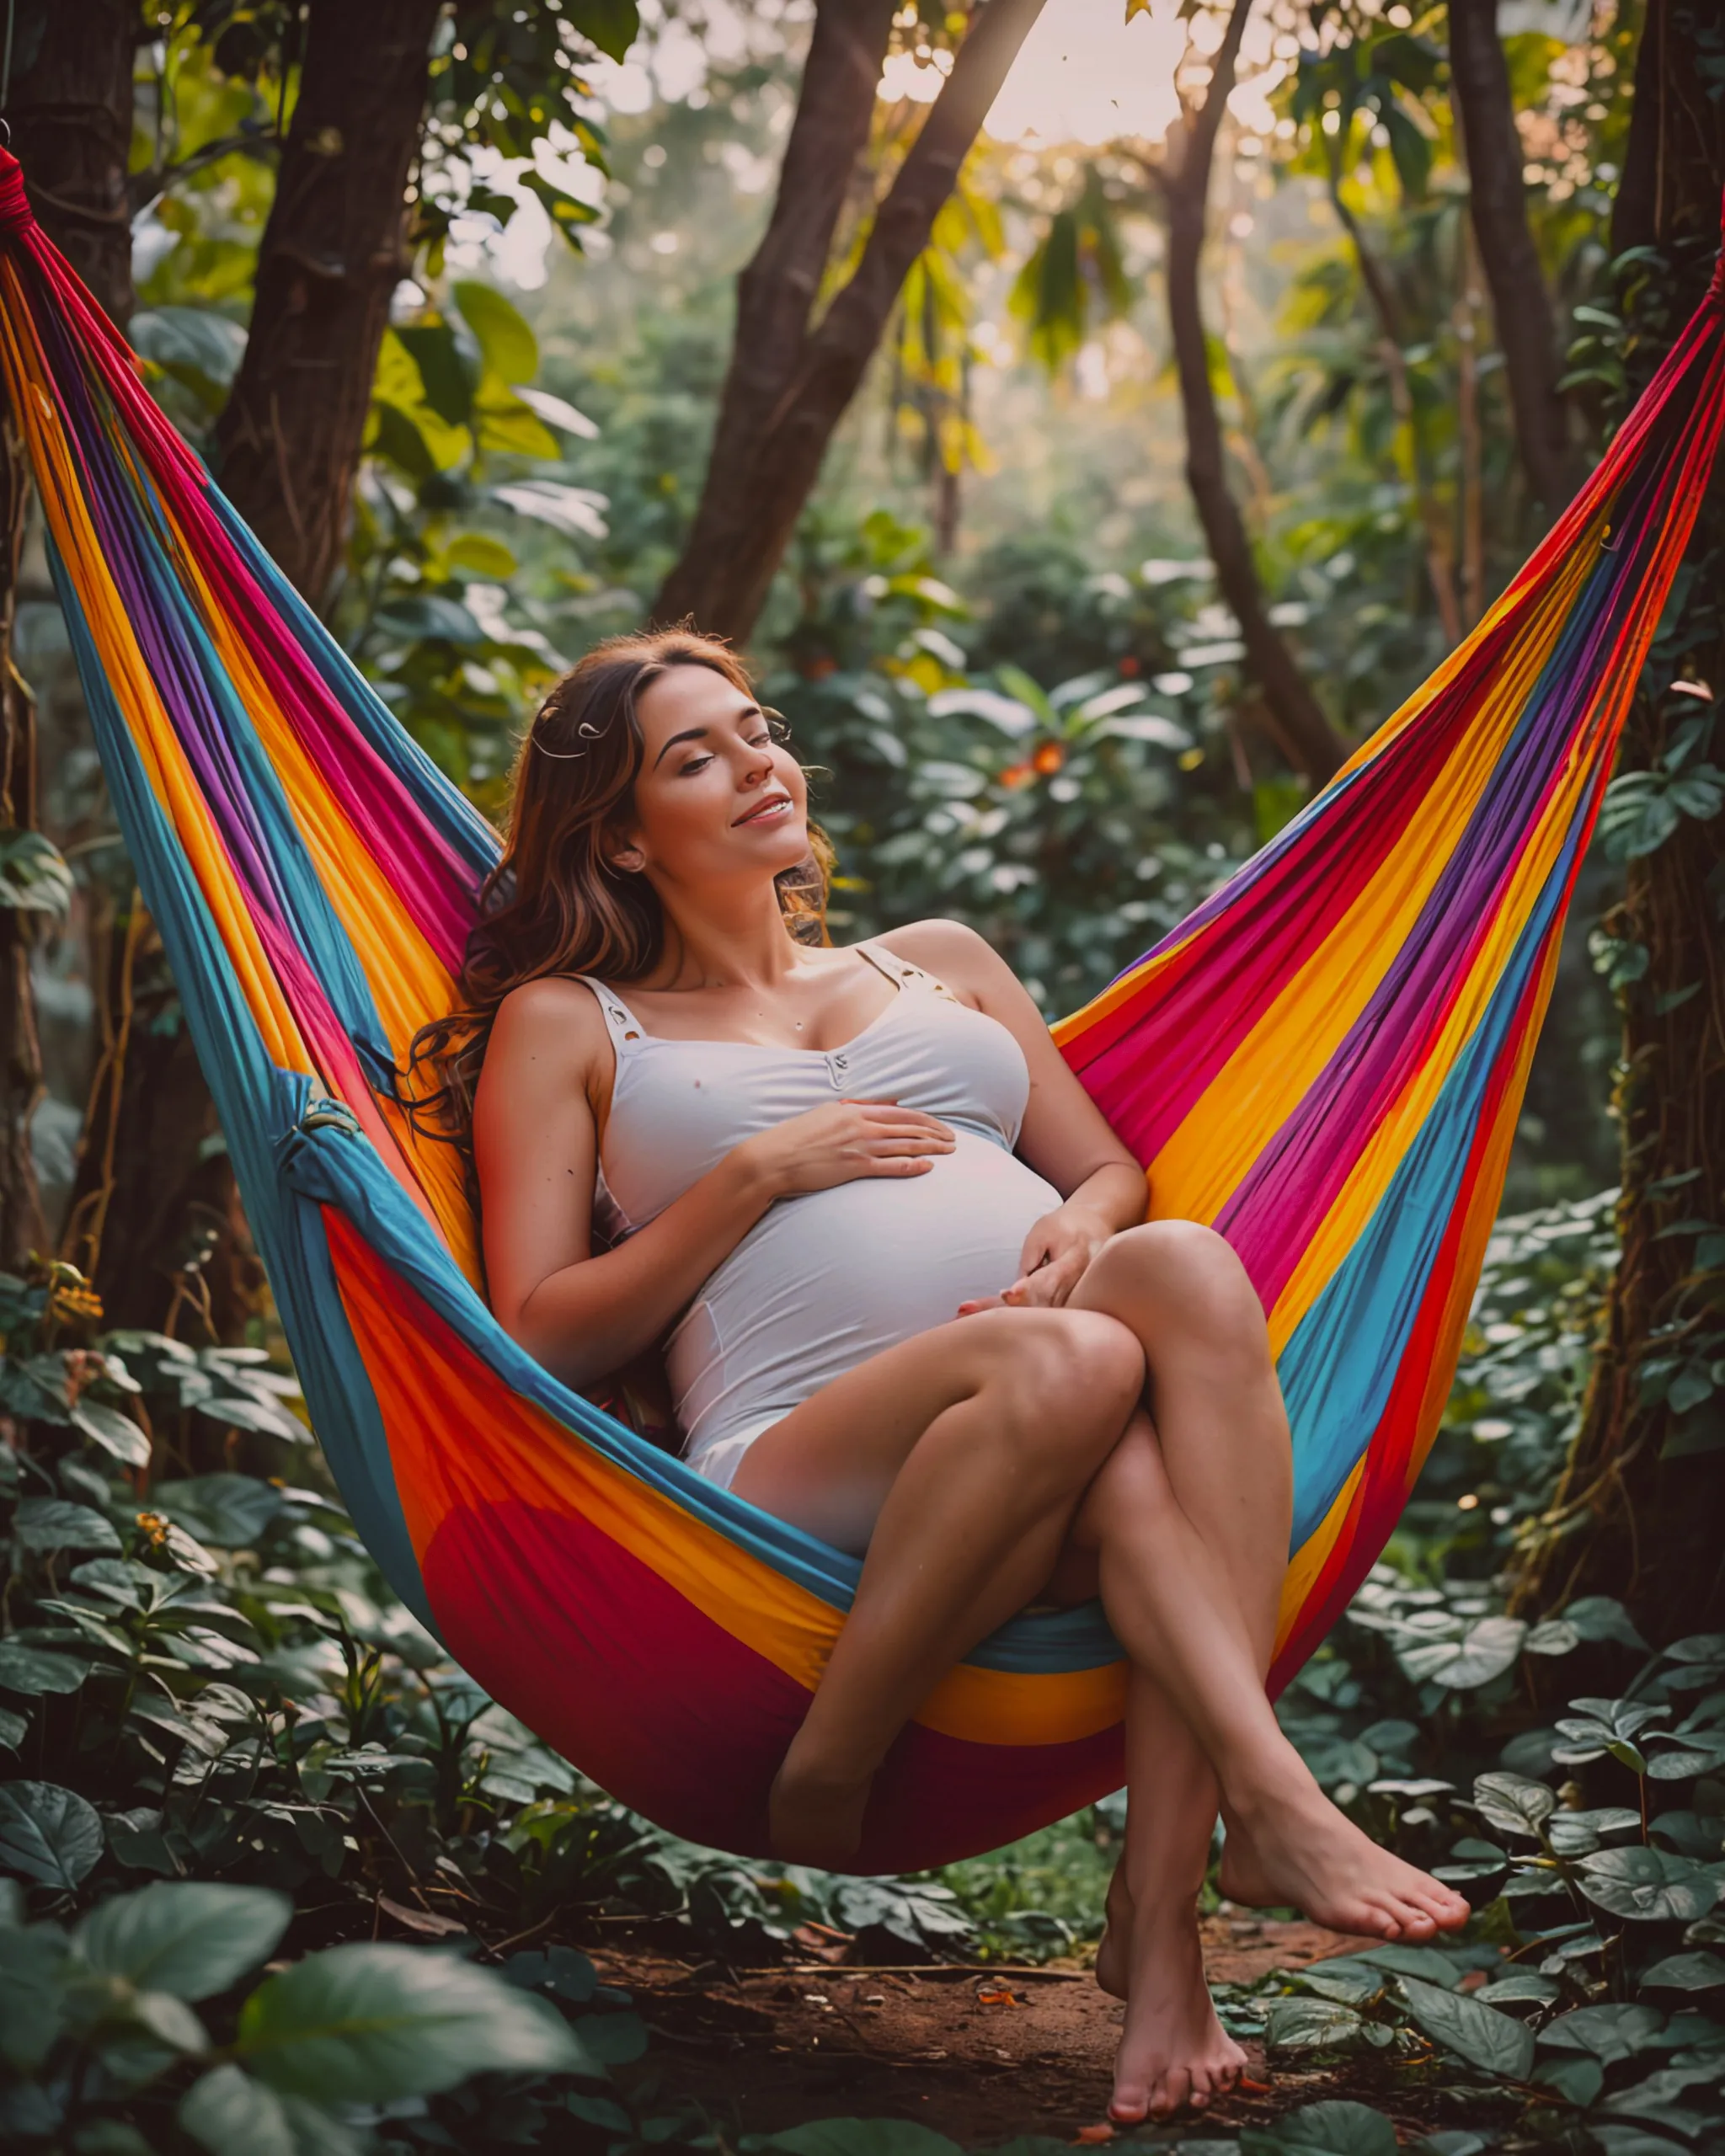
[761,2127,962,2156]
[0,1780,104,1888]
[0,1923,71,2070]
[1473,1770,1557,1838]
[442,533,519,580]
[12,1497,120,1553]
[235,1942,589,2100]
[565,0,639,63]
[1263,1997,1370,2054]
[1473,1970,1561,2008]
[395,322,474,428]
[1530,2053,1605,2105]
[152,1476,284,1550]
[473,389,563,462]
[130,307,247,391]
[1428,1616,1527,1689]
[515,386,598,439]
[68,1400,150,1468]
[374,595,485,645]
[1578,1847,1721,1922]
[1395,1974,1535,2079]
[0,830,74,916]
[131,1987,209,2054]
[1548,1806,1642,1856]
[1540,2002,1665,2063]
[452,281,537,385]
[489,479,608,539]
[1350,1943,1473,1987]
[78,1883,291,2001]
[1637,1951,1725,1993]
[1241,2100,1399,2156]
[0,1642,91,1695]
[180,2063,369,2156]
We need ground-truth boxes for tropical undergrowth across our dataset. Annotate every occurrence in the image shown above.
[3,1192,1724,2153]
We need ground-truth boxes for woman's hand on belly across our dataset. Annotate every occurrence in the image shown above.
[955,1199,1116,1315]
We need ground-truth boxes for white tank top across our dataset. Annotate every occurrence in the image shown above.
[577,941,1065,1477]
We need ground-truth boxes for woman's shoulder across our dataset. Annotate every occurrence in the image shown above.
[488,973,611,1075]
[871,918,1013,996]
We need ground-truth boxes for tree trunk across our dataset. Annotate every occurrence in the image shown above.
[1448,0,1585,520]
[211,0,441,606]
[0,1,140,1270]
[1157,0,1348,785]
[1507,0,1725,1641]
[58,0,435,1342]
[9,0,136,326]
[652,0,1047,643]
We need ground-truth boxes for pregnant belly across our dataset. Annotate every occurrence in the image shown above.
[666,1131,1064,1454]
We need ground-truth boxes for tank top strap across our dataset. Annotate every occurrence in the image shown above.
[575,974,651,1059]
[857,939,961,1002]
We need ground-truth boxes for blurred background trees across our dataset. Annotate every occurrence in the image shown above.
[0,0,1717,1641]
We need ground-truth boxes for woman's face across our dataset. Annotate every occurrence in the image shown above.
[609,663,810,893]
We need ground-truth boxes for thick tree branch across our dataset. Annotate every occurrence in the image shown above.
[1158,0,1347,784]
[211,0,442,605]
[1449,0,1584,519]
[652,0,1047,640]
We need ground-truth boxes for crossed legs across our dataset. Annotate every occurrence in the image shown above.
[729,1222,1468,2122]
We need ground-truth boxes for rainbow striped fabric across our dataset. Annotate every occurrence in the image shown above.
[3,144,1720,1870]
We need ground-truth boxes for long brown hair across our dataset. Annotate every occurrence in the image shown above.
[403,627,833,1191]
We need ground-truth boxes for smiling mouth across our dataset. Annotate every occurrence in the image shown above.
[734,795,794,826]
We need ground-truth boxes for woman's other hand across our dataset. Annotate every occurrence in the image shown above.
[737,1098,956,1200]
[956,1203,1114,1315]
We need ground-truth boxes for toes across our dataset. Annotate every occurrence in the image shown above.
[1148,2069,1191,2120]
[1108,2087,1150,2126]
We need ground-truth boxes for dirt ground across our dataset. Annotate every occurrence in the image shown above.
[596,1911,1471,2144]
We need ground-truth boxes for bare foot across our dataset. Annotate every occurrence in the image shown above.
[1108,1897,1247,2125]
[766,1755,873,1867]
[1094,1853,1133,2000]
[1219,1792,1471,1942]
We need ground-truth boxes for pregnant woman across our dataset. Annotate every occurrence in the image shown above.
[416,628,1468,2123]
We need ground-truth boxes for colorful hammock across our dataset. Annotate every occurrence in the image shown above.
[2,145,1720,1872]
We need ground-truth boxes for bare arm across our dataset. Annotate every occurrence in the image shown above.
[474,978,957,1390]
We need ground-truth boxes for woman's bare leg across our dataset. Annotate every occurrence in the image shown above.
[729,1304,1149,1864]
[1069,1419,1471,1948]
[1065,1222,1292,1958]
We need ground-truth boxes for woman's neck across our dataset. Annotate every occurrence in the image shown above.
[641,886,811,995]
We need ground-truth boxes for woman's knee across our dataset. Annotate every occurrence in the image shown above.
[1089,1219,1268,1353]
[976,1307,1145,1465]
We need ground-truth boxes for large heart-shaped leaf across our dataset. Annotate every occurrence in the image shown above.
[79,1882,291,2001]
[1578,1847,1721,1922]
[0,1780,103,1888]
[1396,1974,1535,2079]
[235,1942,590,2100]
